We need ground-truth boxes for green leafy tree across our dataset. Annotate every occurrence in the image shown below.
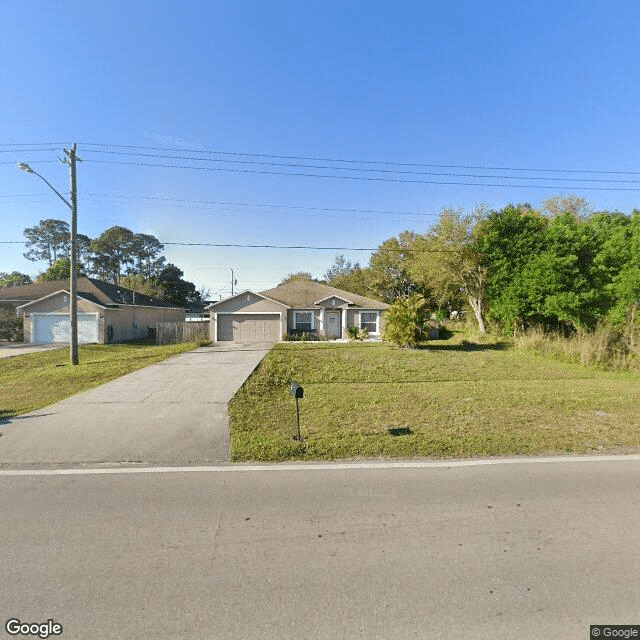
[324,254,360,281]
[157,264,202,308]
[479,206,549,332]
[0,309,23,341]
[328,267,380,299]
[76,233,94,276]
[409,207,489,332]
[119,274,167,300]
[368,231,420,303]
[90,226,136,284]
[0,272,32,287]
[279,272,316,285]
[130,233,166,278]
[36,257,86,282]
[383,294,431,348]
[23,219,70,267]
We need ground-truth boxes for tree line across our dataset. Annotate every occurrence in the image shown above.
[313,195,640,338]
[0,220,206,308]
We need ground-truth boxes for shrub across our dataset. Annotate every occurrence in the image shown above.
[346,325,359,340]
[357,327,369,341]
[0,310,23,342]
[283,332,314,341]
[383,294,431,348]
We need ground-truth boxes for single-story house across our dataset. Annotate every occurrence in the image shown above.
[0,278,185,344]
[207,280,388,342]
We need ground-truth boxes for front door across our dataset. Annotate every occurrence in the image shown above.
[325,310,341,338]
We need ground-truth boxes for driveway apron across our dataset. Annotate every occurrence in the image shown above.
[0,343,273,466]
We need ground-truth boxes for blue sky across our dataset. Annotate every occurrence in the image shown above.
[2,0,639,299]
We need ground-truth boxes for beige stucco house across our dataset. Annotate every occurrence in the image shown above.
[208,281,388,342]
[2,278,185,344]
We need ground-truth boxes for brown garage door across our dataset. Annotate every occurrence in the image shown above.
[218,314,281,341]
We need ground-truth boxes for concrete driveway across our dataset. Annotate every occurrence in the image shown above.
[0,342,66,358]
[0,342,274,467]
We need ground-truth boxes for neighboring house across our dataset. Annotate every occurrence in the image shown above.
[207,281,388,342]
[0,278,185,344]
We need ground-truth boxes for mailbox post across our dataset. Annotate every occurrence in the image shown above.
[290,381,304,441]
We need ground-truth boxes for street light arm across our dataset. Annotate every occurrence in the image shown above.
[30,170,72,209]
[18,163,72,209]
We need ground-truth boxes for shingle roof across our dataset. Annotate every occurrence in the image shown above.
[0,278,181,309]
[259,281,388,309]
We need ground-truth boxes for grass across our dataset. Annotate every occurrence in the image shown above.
[229,330,640,462]
[0,341,201,419]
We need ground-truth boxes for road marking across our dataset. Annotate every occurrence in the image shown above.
[1,454,640,476]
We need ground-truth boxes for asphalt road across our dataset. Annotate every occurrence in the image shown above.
[2,457,639,640]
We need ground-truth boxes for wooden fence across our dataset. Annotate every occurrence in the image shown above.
[155,321,209,345]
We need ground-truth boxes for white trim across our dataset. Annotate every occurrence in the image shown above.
[360,310,380,335]
[314,295,354,306]
[293,309,315,331]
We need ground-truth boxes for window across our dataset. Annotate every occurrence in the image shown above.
[360,312,377,333]
[295,311,313,331]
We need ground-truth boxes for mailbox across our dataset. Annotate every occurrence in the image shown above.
[290,381,304,399]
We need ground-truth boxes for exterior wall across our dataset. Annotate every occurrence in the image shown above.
[286,307,386,338]
[210,293,287,314]
[104,306,185,343]
[21,293,105,343]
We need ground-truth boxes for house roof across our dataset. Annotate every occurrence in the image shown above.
[0,278,181,309]
[259,281,388,309]
[207,289,290,310]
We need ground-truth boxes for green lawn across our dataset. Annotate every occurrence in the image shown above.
[229,334,640,461]
[0,341,201,419]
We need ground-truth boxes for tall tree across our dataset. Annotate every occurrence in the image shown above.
[279,272,315,285]
[542,194,592,219]
[324,254,360,282]
[368,231,419,303]
[119,274,167,299]
[409,207,489,332]
[130,233,166,278]
[36,257,87,282]
[157,264,202,308]
[23,219,70,267]
[90,226,136,284]
[328,267,379,299]
[0,272,32,287]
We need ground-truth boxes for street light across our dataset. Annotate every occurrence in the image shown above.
[18,144,82,365]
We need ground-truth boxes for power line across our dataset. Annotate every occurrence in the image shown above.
[82,158,640,191]
[0,239,452,252]
[79,142,640,176]
[80,149,640,184]
[0,192,438,218]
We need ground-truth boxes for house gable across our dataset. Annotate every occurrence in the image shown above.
[314,295,353,308]
[208,290,289,314]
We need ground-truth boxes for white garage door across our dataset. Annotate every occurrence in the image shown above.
[217,314,281,342]
[32,313,99,344]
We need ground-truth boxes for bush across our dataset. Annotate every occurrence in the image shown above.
[346,325,359,340]
[283,332,313,341]
[383,294,431,348]
[0,310,23,342]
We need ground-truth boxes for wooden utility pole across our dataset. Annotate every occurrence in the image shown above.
[64,144,81,366]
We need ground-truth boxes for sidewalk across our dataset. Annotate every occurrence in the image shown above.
[0,343,273,467]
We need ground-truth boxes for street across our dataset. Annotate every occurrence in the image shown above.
[1,457,638,639]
